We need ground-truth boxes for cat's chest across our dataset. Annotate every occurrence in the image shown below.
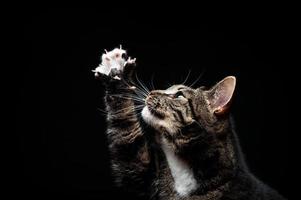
[157,138,199,198]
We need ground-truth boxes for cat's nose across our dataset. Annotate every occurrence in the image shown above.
[146,95,156,102]
[145,96,153,107]
[121,53,128,60]
[146,94,159,104]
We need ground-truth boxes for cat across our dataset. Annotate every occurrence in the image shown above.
[93,47,287,200]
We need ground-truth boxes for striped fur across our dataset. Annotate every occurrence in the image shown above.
[96,48,286,200]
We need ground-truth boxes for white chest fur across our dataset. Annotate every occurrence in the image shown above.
[161,138,198,196]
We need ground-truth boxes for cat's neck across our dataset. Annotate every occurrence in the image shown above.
[159,123,245,197]
[161,137,199,196]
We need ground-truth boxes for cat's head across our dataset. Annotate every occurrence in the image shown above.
[141,76,236,145]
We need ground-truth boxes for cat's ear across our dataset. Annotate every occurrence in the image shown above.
[206,76,236,116]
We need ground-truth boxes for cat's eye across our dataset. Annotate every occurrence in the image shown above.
[174,91,185,98]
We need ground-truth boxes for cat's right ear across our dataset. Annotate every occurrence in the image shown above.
[206,76,236,116]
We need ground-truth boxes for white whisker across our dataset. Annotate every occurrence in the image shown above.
[188,68,206,88]
[135,73,150,95]
[182,69,191,85]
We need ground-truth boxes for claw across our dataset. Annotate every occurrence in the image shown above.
[113,76,121,80]
[93,46,135,81]
[92,69,101,78]
[126,57,136,65]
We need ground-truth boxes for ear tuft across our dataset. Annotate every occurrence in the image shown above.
[207,76,236,115]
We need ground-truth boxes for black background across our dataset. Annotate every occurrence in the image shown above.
[15,7,288,199]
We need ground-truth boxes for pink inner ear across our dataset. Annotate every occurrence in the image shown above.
[210,76,236,112]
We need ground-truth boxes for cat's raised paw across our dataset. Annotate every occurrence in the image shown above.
[93,46,136,80]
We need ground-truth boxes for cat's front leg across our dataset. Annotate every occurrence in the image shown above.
[93,47,142,144]
[94,47,152,197]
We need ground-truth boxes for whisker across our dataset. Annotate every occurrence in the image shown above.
[150,73,156,90]
[188,68,206,88]
[135,72,150,95]
[134,89,148,98]
[115,106,144,114]
[107,105,145,115]
[110,90,146,105]
[109,94,145,100]
[119,77,148,98]
[165,82,172,88]
[127,83,148,98]
[108,93,144,99]
[97,108,108,115]
[114,94,145,101]
[181,69,191,85]
[107,96,145,104]
[108,110,144,118]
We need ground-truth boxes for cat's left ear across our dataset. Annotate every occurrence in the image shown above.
[206,76,236,116]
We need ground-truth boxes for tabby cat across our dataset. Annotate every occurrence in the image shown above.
[93,47,286,200]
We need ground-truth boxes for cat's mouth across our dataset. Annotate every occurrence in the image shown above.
[145,98,165,119]
[141,106,175,134]
[147,106,165,119]
[142,96,167,129]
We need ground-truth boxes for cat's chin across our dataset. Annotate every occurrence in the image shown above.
[141,106,158,127]
[141,106,173,133]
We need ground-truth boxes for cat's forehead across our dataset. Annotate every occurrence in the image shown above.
[164,85,190,94]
